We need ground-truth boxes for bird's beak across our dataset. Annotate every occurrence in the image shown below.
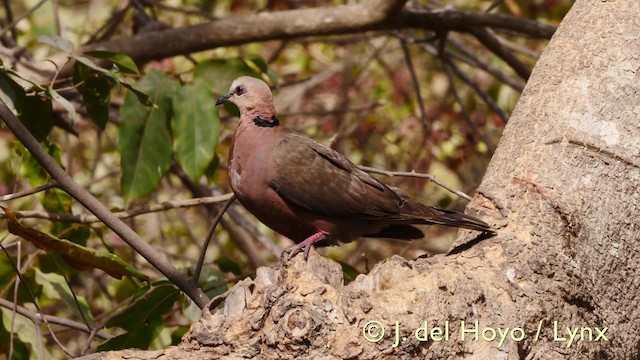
[215,93,231,106]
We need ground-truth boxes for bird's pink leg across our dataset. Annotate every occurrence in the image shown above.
[282,231,326,261]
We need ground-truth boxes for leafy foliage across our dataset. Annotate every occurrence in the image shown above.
[0,0,570,357]
[98,281,180,351]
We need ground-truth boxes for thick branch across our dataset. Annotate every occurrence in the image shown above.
[53,3,553,78]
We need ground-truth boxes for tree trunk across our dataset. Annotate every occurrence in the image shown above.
[87,0,640,358]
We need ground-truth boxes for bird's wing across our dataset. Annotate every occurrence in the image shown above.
[269,131,405,219]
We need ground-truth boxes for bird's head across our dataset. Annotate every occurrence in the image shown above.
[216,76,275,118]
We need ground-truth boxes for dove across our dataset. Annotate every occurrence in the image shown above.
[216,76,492,259]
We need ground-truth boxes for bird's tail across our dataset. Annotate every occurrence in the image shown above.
[404,202,494,233]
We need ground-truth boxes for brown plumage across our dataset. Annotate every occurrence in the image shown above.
[216,76,493,259]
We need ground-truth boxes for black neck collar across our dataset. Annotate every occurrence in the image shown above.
[253,115,280,128]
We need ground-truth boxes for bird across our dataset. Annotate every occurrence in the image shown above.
[215,76,493,260]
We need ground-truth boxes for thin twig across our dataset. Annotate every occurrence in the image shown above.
[0,194,235,224]
[0,181,59,202]
[398,35,429,131]
[358,165,473,201]
[0,98,208,308]
[193,194,236,285]
[441,54,509,124]
[172,164,267,268]
[51,256,93,333]
[444,37,525,92]
[440,58,492,149]
[0,298,111,340]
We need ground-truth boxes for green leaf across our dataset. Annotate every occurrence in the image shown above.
[20,93,54,141]
[3,207,150,281]
[84,50,140,75]
[73,55,118,81]
[244,54,279,88]
[1,308,54,359]
[171,326,189,345]
[119,78,152,106]
[38,34,74,52]
[193,57,264,95]
[0,73,53,141]
[215,256,242,276]
[45,85,79,125]
[98,316,163,351]
[172,79,220,181]
[42,188,72,214]
[0,72,19,115]
[74,62,112,130]
[337,260,360,282]
[34,268,95,327]
[14,142,62,186]
[0,318,30,360]
[98,282,180,351]
[119,72,177,201]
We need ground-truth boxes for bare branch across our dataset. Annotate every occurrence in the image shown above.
[171,164,269,268]
[441,54,509,123]
[193,194,237,285]
[0,298,112,340]
[398,35,429,130]
[0,181,59,202]
[468,26,532,80]
[358,165,473,201]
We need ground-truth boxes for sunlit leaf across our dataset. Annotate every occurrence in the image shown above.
[34,268,95,326]
[2,207,150,281]
[337,260,360,282]
[215,256,242,276]
[84,50,140,74]
[45,85,79,125]
[172,79,220,181]
[1,308,54,359]
[42,188,72,214]
[13,142,57,186]
[0,73,19,115]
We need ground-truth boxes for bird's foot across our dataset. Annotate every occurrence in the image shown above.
[281,232,326,261]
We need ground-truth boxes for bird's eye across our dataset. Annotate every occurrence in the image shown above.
[235,85,246,96]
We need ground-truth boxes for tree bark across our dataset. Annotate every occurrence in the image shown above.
[83,0,640,358]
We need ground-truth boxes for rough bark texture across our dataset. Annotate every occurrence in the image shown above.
[83,0,640,358]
